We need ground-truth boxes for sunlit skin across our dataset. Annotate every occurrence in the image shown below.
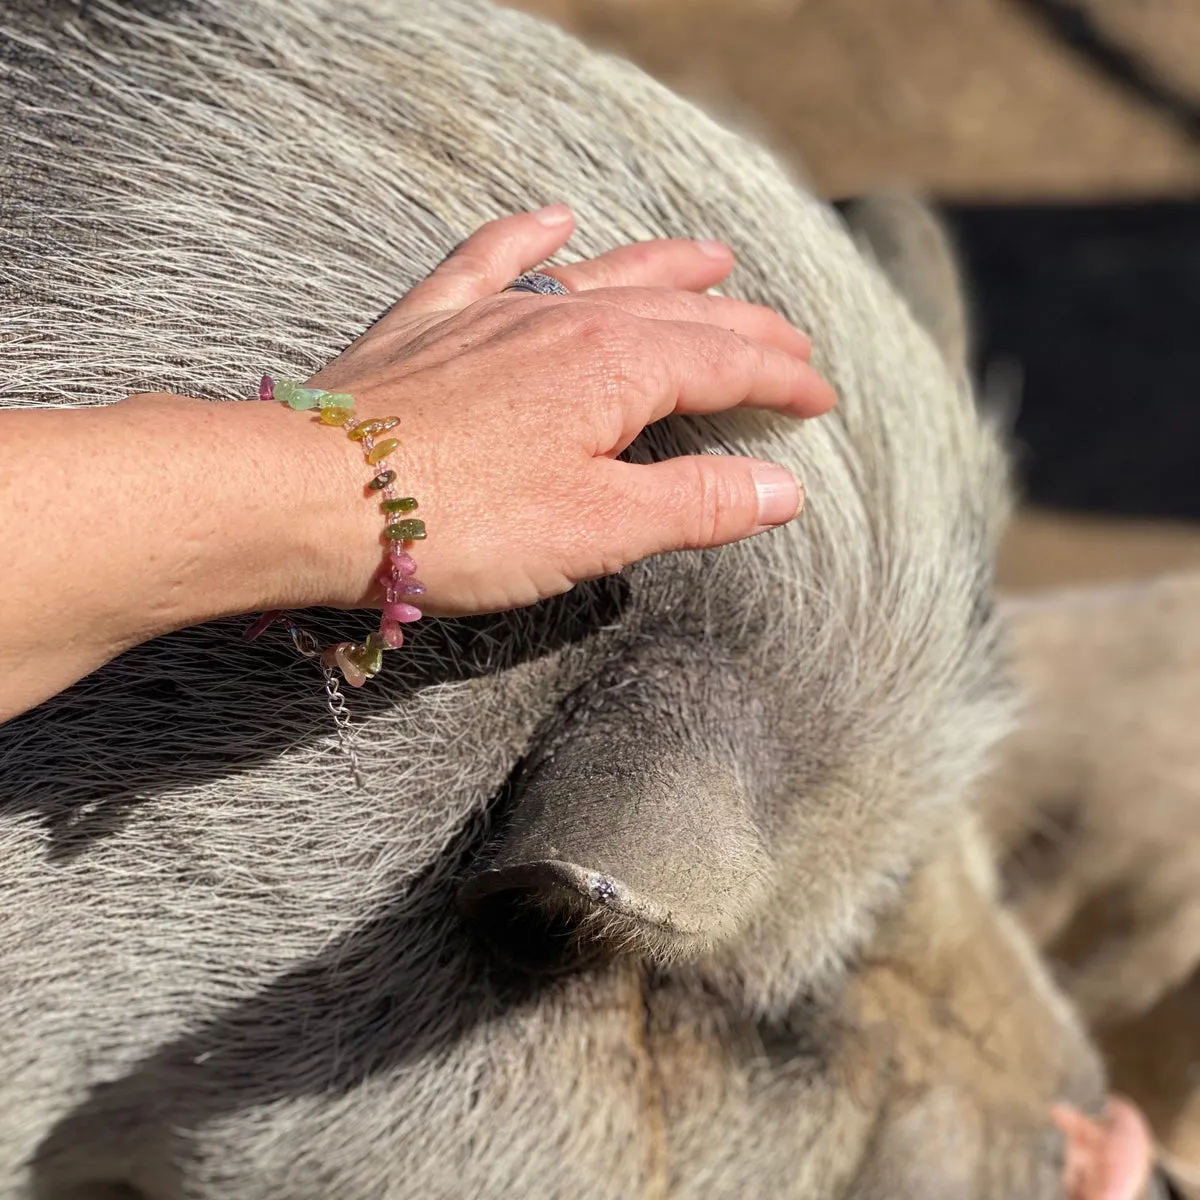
[0,207,834,721]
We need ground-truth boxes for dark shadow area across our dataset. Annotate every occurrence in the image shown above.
[27,803,569,1198]
[944,199,1200,520]
[1009,0,1200,143]
[0,577,628,860]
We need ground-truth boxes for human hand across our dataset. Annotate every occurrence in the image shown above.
[308,205,835,617]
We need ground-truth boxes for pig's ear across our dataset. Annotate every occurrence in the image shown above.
[459,734,767,973]
[842,190,970,372]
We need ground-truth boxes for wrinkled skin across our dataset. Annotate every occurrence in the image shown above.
[0,1,1183,1197]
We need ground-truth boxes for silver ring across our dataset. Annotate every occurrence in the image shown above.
[502,271,570,296]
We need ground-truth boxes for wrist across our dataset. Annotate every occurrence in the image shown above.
[260,376,439,681]
[108,393,377,639]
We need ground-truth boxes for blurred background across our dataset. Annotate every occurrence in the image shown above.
[507,0,1200,592]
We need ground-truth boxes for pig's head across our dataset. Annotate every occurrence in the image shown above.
[461,192,1014,1013]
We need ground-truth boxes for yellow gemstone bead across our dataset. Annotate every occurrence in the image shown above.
[348,417,400,441]
[366,438,400,465]
[319,407,354,426]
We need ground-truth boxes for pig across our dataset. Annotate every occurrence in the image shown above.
[0,0,1179,1196]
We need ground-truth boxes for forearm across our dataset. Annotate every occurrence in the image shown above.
[0,394,372,721]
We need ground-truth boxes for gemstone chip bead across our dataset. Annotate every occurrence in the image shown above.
[380,497,418,515]
[274,379,326,410]
[318,392,355,409]
[353,639,385,677]
[319,407,354,426]
[293,387,326,410]
[368,471,396,490]
[382,601,423,623]
[379,619,405,649]
[384,519,426,541]
[332,643,368,687]
[366,438,400,465]
[348,417,400,441]
[273,379,300,406]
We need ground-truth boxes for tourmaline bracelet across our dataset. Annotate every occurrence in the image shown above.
[244,375,427,689]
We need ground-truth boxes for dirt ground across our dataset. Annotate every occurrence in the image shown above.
[508,0,1200,591]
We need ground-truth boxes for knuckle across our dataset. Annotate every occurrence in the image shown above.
[571,305,640,362]
[530,299,591,341]
[693,327,743,380]
[622,242,658,272]
[684,458,748,546]
[440,248,491,281]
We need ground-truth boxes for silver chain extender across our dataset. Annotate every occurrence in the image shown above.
[281,617,366,790]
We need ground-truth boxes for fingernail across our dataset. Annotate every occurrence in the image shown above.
[696,238,732,259]
[753,465,803,527]
[535,204,573,227]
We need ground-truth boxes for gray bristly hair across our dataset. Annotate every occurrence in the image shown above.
[0,1,1022,1197]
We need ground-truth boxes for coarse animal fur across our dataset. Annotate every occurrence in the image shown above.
[0,0,1168,1196]
[985,572,1200,1184]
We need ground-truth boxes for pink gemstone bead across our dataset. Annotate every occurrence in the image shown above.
[258,374,275,402]
[243,609,283,643]
[388,550,418,576]
[379,618,405,649]
[396,578,425,597]
[382,600,423,623]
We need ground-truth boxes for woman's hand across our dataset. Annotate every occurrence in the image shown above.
[0,207,833,720]
[309,204,835,616]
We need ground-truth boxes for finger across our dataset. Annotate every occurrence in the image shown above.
[544,238,734,294]
[399,206,575,315]
[627,321,836,432]
[599,455,804,558]
[581,286,812,360]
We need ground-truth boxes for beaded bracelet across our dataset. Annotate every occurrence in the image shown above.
[244,375,427,690]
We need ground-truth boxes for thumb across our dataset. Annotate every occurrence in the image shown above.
[606,456,804,558]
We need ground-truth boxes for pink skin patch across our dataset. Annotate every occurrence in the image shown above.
[1052,1096,1156,1200]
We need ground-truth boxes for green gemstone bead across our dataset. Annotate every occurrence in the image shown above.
[348,417,400,441]
[366,438,400,465]
[276,379,326,410]
[295,388,326,410]
[319,407,354,426]
[351,643,385,676]
[339,640,383,680]
[318,392,355,409]
[368,471,396,490]
[385,519,426,541]
[273,379,301,406]
[380,497,418,514]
